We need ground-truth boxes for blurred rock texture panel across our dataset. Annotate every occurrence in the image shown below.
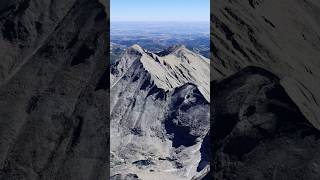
[0,0,109,179]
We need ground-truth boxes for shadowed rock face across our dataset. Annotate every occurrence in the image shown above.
[110,173,141,180]
[210,1,320,179]
[211,0,320,129]
[165,83,209,148]
[0,0,109,179]
[110,45,210,179]
[210,66,320,180]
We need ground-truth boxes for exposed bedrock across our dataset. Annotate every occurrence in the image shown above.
[211,0,320,130]
[210,66,320,180]
[110,44,210,179]
[0,0,109,179]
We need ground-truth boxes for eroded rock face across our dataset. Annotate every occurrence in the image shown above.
[0,0,109,179]
[210,1,320,179]
[211,0,320,129]
[210,66,320,180]
[110,45,210,179]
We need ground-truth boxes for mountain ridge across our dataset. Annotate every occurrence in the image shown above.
[110,44,210,179]
[111,44,210,102]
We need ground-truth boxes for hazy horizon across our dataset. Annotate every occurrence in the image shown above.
[111,0,209,22]
[111,21,209,35]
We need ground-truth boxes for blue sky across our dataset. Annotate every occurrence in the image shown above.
[111,0,210,22]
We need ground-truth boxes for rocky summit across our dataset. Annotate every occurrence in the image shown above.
[110,44,210,179]
[1,0,320,179]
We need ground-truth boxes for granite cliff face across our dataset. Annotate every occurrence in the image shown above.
[0,0,109,179]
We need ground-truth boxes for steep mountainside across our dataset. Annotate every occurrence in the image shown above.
[0,0,109,179]
[111,44,210,101]
[110,45,210,179]
[210,66,320,180]
[211,1,320,179]
[212,0,320,129]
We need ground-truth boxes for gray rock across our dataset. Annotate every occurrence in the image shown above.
[110,173,141,180]
[211,0,320,129]
[211,66,320,180]
[0,0,109,179]
[110,45,210,179]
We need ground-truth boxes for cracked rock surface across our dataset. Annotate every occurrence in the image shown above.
[0,0,109,179]
[210,66,320,180]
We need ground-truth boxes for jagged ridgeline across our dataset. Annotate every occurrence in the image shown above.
[110,44,210,179]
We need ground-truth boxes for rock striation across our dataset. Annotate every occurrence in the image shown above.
[210,66,320,180]
[0,0,109,179]
[211,0,320,129]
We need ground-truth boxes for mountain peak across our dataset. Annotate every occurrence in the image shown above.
[129,44,144,53]
[111,44,210,101]
[169,44,186,51]
[156,44,188,57]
